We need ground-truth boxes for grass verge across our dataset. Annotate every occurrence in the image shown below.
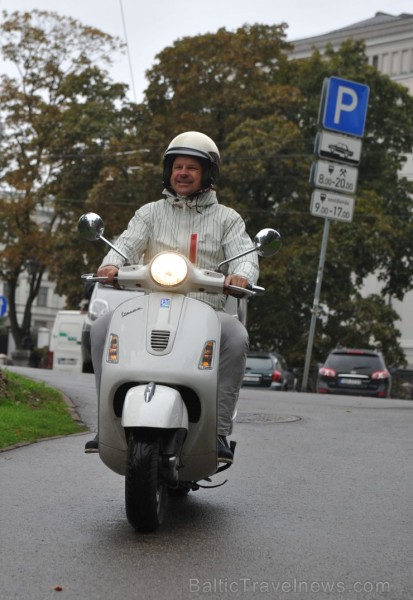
[0,368,87,450]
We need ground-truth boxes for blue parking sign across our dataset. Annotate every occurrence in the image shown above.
[320,77,370,137]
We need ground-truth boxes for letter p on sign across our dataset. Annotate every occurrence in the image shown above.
[334,86,358,123]
[320,77,370,138]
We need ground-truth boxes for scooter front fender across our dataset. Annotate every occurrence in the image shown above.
[121,384,189,430]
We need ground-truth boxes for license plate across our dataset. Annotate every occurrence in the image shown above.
[58,358,77,365]
[243,374,261,383]
[340,378,361,385]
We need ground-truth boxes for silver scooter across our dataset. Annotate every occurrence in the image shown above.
[78,212,281,532]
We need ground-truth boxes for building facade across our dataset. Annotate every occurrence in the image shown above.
[290,12,413,93]
[289,12,413,366]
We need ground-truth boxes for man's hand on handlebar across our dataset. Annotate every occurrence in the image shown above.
[97,265,119,286]
[224,274,249,297]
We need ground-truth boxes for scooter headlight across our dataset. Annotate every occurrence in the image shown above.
[150,253,188,286]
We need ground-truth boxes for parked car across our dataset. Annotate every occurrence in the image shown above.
[81,283,143,373]
[242,351,294,391]
[316,348,391,398]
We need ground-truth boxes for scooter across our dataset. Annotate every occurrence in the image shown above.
[78,212,281,532]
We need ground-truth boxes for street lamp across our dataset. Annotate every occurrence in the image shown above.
[25,257,40,277]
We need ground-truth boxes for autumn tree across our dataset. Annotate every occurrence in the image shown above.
[283,40,413,367]
[86,24,298,228]
[124,28,413,368]
[0,10,131,349]
[2,14,413,372]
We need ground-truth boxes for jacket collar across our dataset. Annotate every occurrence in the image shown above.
[163,188,218,210]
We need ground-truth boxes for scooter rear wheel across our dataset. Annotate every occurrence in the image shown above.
[125,430,167,532]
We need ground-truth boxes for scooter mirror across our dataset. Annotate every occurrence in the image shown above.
[254,228,282,257]
[78,212,105,242]
[78,212,131,264]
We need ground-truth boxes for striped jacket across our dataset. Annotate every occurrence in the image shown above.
[100,189,259,310]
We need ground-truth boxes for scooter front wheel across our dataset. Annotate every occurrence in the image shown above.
[125,430,167,532]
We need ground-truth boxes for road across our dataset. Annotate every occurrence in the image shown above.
[1,367,412,599]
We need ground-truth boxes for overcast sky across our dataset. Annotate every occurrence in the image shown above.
[1,0,412,102]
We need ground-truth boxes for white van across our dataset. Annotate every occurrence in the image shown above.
[49,310,86,372]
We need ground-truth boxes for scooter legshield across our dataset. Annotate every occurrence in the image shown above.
[99,292,220,478]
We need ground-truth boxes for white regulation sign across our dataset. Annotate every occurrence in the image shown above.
[310,189,355,223]
[315,131,362,166]
[311,160,358,195]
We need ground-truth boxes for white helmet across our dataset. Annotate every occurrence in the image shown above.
[163,131,221,190]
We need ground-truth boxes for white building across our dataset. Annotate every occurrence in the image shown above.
[289,12,413,366]
[290,12,413,93]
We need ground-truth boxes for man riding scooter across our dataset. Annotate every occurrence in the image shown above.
[85,131,259,463]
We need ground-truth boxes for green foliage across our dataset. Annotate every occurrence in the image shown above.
[1,15,412,369]
[293,44,413,301]
[136,28,413,368]
[0,10,131,339]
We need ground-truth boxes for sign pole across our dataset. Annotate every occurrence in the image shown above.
[303,76,369,392]
[301,218,331,392]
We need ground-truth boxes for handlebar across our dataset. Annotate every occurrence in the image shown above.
[82,274,265,297]
[81,274,111,283]
[248,284,265,295]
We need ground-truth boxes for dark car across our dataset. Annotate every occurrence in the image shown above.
[243,351,294,391]
[317,348,391,398]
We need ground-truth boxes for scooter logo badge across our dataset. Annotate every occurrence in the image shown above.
[160,298,171,308]
[121,306,142,318]
[144,382,156,403]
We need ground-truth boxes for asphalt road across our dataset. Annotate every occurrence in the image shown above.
[1,367,412,600]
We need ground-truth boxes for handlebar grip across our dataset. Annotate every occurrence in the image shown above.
[81,274,110,283]
[225,284,256,297]
[247,284,265,295]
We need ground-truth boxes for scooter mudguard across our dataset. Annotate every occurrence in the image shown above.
[121,384,189,430]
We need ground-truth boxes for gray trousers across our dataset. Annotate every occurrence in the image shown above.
[91,310,249,436]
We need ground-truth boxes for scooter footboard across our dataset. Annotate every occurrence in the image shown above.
[121,384,189,430]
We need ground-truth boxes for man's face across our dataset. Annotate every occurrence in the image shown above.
[170,155,203,196]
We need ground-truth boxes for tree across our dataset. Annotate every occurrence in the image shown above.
[128,29,413,368]
[285,40,413,366]
[3,15,412,371]
[0,10,130,348]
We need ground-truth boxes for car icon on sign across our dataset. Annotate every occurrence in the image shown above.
[328,142,354,159]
